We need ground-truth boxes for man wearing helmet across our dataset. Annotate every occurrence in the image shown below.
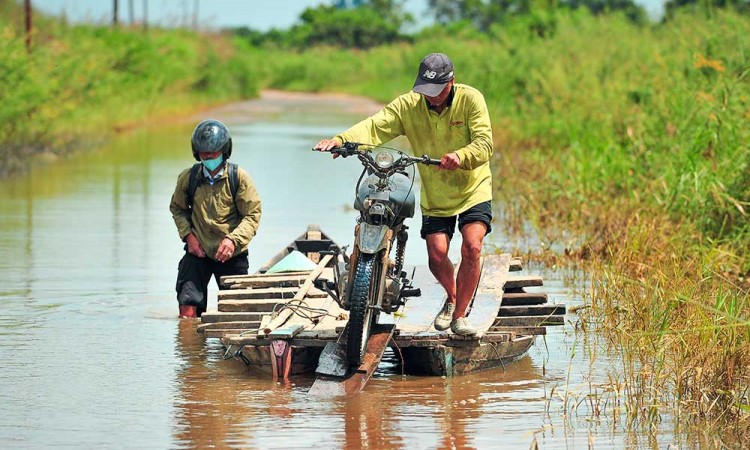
[314,53,493,336]
[170,119,262,318]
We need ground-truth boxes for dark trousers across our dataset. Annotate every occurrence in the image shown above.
[175,252,249,315]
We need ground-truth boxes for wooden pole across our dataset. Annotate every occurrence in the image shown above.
[142,0,148,31]
[113,0,119,26]
[24,0,32,53]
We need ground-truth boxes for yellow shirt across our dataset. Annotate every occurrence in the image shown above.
[335,83,493,217]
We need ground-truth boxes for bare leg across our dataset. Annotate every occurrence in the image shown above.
[454,222,487,319]
[426,232,456,304]
[179,305,198,318]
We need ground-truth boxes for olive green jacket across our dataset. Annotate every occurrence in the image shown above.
[334,83,493,217]
[170,164,262,260]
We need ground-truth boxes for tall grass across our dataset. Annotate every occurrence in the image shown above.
[255,9,750,432]
[0,10,260,176]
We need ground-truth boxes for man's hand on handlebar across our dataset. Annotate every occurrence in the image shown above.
[438,152,461,170]
[314,138,343,158]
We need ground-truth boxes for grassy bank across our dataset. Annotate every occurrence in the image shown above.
[0,3,260,177]
[254,9,750,432]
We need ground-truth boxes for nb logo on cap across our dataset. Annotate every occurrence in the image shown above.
[422,70,437,79]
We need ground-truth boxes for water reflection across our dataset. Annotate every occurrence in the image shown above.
[172,319,258,449]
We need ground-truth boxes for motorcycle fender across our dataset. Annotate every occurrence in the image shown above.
[356,223,389,254]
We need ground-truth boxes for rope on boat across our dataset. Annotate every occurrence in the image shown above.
[271,299,339,323]
[221,343,251,365]
[389,336,406,377]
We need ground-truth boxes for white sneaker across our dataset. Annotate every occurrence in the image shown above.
[433,301,455,331]
[451,317,477,336]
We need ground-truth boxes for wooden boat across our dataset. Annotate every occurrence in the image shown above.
[198,224,566,386]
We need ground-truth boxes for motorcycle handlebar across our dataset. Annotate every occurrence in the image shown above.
[313,143,441,167]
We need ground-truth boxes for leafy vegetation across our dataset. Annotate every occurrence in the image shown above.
[0,0,260,176]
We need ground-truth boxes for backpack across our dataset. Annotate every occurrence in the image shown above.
[187,162,239,209]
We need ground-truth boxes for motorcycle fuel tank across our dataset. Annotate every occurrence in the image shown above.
[354,172,416,219]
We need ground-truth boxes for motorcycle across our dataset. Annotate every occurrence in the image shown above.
[316,142,441,368]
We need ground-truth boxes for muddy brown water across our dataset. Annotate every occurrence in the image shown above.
[0,91,695,449]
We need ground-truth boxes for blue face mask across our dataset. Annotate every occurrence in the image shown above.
[201,155,223,172]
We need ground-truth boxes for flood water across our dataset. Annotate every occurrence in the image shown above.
[0,92,696,449]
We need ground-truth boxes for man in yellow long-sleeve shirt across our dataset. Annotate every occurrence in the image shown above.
[314,53,493,336]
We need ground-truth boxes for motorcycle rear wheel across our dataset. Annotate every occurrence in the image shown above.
[346,252,379,367]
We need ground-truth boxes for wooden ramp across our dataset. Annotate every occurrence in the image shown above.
[308,323,395,396]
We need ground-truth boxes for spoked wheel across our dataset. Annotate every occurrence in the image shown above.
[346,252,380,368]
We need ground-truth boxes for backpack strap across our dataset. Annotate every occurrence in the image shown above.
[227,162,239,200]
[187,162,239,209]
[187,163,202,209]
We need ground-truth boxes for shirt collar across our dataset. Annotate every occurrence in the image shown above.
[202,164,225,185]
[425,85,455,111]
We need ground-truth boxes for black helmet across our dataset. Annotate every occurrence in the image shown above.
[191,119,232,161]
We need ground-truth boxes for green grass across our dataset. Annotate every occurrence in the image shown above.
[0,11,260,176]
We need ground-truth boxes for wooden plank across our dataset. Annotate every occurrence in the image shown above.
[219,270,313,288]
[224,271,313,282]
[197,321,260,332]
[218,299,282,313]
[395,264,452,334]
[490,326,547,335]
[501,292,548,306]
[510,257,522,272]
[199,311,266,324]
[260,254,334,337]
[497,304,566,317]
[204,329,256,339]
[218,287,299,300]
[227,277,304,289]
[505,275,544,290]
[468,254,511,338]
[267,324,305,339]
[309,324,395,396]
[493,315,565,327]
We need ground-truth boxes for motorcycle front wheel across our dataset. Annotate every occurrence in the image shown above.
[346,252,379,367]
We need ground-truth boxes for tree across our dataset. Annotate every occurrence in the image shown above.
[427,0,647,29]
[664,0,750,19]
[289,0,412,49]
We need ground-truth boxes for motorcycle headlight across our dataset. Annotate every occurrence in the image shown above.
[374,151,395,169]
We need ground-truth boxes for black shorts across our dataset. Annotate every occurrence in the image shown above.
[420,201,492,240]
